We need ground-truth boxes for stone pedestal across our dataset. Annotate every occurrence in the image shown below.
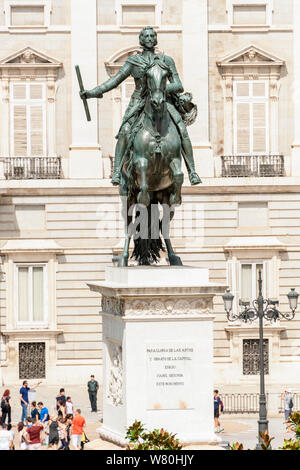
[88,266,225,446]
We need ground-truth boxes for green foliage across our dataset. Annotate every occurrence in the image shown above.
[259,430,274,450]
[230,442,244,450]
[125,420,182,451]
[280,439,300,451]
[288,412,300,437]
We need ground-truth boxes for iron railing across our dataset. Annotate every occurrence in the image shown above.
[221,393,268,414]
[4,156,62,180]
[221,155,285,178]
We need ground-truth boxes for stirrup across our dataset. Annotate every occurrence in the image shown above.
[189,171,202,185]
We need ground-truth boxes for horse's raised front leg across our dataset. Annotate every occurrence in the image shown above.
[135,157,150,207]
[169,159,183,206]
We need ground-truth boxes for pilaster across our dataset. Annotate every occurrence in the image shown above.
[70,0,102,179]
[182,0,214,177]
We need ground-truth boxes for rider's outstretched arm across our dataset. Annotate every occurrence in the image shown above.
[85,62,132,98]
[165,56,184,95]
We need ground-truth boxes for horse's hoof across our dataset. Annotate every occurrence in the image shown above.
[168,254,183,266]
[118,256,128,267]
[189,172,202,185]
[169,193,182,206]
[137,190,150,206]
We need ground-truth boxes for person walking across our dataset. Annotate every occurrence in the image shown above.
[38,402,49,424]
[48,415,60,450]
[65,415,73,450]
[71,409,86,450]
[58,417,68,450]
[0,422,14,450]
[66,397,74,417]
[25,418,44,450]
[87,375,99,412]
[57,400,67,419]
[282,389,294,433]
[214,389,224,433]
[56,388,67,411]
[19,380,42,424]
[1,389,12,426]
[18,422,28,450]
[31,401,40,422]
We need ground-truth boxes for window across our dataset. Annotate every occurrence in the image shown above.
[19,342,46,379]
[240,263,264,301]
[243,339,269,375]
[4,1,52,29]
[233,81,269,155]
[238,202,268,227]
[10,82,46,157]
[116,0,162,27]
[15,264,48,327]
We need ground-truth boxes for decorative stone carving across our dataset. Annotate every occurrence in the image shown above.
[101,296,125,316]
[107,343,123,407]
[124,297,213,317]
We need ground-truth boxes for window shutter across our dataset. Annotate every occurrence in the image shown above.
[236,103,250,154]
[253,103,267,153]
[13,84,26,100]
[30,106,44,155]
[13,105,27,156]
[30,84,43,100]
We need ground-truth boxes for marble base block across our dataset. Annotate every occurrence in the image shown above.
[88,266,225,447]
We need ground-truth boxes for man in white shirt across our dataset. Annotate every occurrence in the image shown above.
[0,423,14,450]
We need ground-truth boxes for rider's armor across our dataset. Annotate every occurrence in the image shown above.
[88,52,201,186]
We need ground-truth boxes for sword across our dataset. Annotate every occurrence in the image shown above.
[75,65,91,122]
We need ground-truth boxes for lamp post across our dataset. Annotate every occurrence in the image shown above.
[223,270,299,450]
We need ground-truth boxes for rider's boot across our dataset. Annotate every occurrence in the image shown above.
[181,136,202,185]
[111,134,127,186]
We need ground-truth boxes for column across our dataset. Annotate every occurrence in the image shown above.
[182,0,214,177]
[69,0,103,179]
[292,0,300,176]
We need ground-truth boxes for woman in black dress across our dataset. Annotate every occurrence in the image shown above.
[1,389,11,426]
[48,416,60,450]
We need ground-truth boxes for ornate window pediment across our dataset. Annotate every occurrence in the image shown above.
[0,47,62,73]
[217,45,285,77]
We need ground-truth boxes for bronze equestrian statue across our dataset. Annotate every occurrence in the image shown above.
[80,26,202,267]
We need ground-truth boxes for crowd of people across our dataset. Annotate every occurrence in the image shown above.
[0,376,99,451]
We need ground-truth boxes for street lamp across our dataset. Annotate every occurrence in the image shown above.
[223,270,299,450]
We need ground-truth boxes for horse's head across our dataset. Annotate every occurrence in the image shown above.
[147,62,168,113]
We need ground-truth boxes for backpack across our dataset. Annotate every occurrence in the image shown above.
[289,398,293,409]
[220,400,224,412]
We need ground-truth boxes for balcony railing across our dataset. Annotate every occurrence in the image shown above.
[222,393,268,414]
[221,155,285,178]
[3,156,62,180]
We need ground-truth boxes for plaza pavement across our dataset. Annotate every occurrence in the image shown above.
[1,384,293,450]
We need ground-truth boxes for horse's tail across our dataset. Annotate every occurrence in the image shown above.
[131,201,165,265]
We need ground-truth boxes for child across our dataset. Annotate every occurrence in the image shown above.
[66,397,74,417]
